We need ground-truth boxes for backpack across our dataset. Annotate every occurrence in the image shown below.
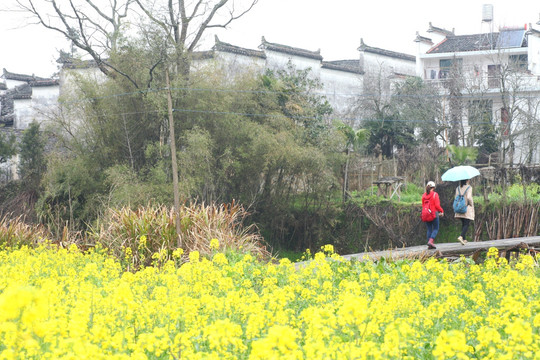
[421,196,436,222]
[453,186,470,214]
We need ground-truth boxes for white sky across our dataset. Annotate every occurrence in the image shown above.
[1,0,539,78]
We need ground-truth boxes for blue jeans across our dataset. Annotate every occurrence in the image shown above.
[426,213,440,242]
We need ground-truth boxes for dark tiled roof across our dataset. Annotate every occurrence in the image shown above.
[214,36,266,59]
[191,50,216,60]
[428,29,527,54]
[0,95,14,116]
[259,36,323,61]
[0,82,6,91]
[358,39,415,62]
[322,60,364,74]
[0,114,14,126]
[2,69,51,82]
[414,32,433,44]
[427,22,454,36]
[0,113,14,127]
[9,84,33,99]
[30,79,59,87]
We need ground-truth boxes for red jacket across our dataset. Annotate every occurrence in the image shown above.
[422,191,444,215]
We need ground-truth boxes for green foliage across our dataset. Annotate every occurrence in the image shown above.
[392,77,442,144]
[261,62,333,144]
[478,183,540,205]
[18,122,46,187]
[336,121,368,151]
[399,182,424,203]
[103,164,172,209]
[361,76,440,158]
[349,182,423,205]
[0,130,16,165]
[447,145,478,165]
[36,155,105,236]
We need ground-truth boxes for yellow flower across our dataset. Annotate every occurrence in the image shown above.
[321,244,334,254]
[189,250,200,262]
[210,238,220,250]
[172,248,184,259]
[212,253,228,266]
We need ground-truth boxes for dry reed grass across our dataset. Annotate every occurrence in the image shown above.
[89,201,272,269]
[0,214,49,248]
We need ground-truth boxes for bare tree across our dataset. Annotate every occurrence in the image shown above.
[14,0,259,86]
[134,0,258,78]
[15,0,138,85]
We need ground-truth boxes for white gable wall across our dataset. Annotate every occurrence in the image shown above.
[264,50,322,75]
[361,52,416,76]
[319,68,363,116]
[213,52,266,76]
[527,33,540,75]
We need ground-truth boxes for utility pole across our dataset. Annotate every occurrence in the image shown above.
[166,69,182,248]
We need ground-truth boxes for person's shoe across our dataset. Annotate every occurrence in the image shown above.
[427,238,436,249]
[458,236,467,245]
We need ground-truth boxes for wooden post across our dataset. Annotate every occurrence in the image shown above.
[165,69,182,248]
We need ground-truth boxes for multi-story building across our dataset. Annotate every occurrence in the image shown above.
[415,21,540,164]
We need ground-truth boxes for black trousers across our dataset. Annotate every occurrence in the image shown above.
[460,218,471,239]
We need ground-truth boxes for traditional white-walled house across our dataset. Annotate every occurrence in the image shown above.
[0,69,59,181]
[0,35,417,182]
[193,36,416,115]
[415,23,540,164]
[0,69,59,129]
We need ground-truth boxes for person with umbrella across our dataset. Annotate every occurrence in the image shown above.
[454,179,475,245]
[441,166,479,245]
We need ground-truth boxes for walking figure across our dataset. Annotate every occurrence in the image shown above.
[421,181,444,249]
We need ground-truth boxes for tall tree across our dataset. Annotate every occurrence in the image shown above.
[356,70,417,158]
[18,122,47,187]
[0,131,16,166]
[336,121,367,202]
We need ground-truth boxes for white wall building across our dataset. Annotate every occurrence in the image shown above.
[0,69,59,129]
[415,22,540,164]
[194,36,416,116]
[0,69,59,181]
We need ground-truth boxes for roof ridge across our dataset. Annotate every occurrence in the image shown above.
[213,36,266,59]
[358,38,415,62]
[427,22,454,36]
[259,36,323,60]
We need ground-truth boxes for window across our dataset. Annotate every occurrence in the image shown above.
[509,54,528,70]
[487,65,501,88]
[439,58,463,78]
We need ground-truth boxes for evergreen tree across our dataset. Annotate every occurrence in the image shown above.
[18,122,46,187]
[0,131,16,165]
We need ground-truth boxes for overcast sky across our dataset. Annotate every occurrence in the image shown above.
[1,0,539,78]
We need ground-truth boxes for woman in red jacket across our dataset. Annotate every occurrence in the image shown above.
[422,181,444,249]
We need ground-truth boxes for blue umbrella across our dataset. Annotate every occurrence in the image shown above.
[441,165,481,182]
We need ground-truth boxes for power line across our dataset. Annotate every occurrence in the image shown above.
[55,105,501,126]
[55,84,540,105]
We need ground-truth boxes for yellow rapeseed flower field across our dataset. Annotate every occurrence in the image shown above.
[0,244,538,359]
